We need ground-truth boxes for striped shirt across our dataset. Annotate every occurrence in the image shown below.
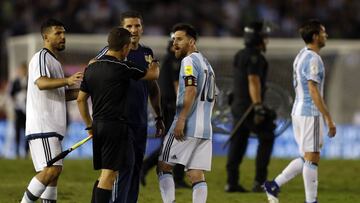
[170,52,216,139]
[26,48,66,139]
[292,47,325,116]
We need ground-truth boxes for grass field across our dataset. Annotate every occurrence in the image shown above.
[1,157,359,203]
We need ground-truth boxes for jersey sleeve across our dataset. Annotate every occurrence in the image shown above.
[303,55,321,83]
[125,61,147,80]
[80,67,90,93]
[247,53,262,76]
[180,56,199,86]
[30,50,51,83]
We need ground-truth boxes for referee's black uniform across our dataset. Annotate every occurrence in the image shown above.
[80,55,146,170]
[226,46,276,192]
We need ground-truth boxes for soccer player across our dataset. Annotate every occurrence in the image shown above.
[21,19,83,203]
[226,21,276,193]
[95,11,165,203]
[157,23,216,203]
[141,38,190,189]
[77,27,159,203]
[264,19,336,203]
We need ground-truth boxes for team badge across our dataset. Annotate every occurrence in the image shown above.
[184,65,193,75]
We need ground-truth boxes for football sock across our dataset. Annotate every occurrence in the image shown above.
[40,186,57,202]
[95,187,112,203]
[303,160,318,203]
[192,181,207,203]
[21,177,46,203]
[158,172,175,203]
[274,157,304,187]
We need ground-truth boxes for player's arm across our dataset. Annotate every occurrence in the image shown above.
[140,61,160,80]
[65,89,80,101]
[308,80,336,137]
[77,90,92,130]
[148,80,165,137]
[174,85,197,141]
[35,72,83,90]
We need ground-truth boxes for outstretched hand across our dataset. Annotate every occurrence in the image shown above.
[67,72,83,86]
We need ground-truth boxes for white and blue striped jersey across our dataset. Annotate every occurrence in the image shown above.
[291,47,325,116]
[171,52,216,140]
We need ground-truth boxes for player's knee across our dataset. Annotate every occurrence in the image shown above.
[100,170,117,184]
[157,161,173,173]
[304,152,320,164]
[186,169,205,184]
[39,166,62,184]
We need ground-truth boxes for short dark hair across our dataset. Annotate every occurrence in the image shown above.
[299,19,323,44]
[40,18,64,36]
[107,27,131,51]
[120,11,143,25]
[172,23,198,41]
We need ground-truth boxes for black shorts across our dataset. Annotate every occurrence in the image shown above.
[92,120,128,170]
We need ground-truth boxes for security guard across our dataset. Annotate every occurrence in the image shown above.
[225,21,276,193]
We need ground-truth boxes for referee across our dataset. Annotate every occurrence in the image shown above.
[95,11,165,203]
[77,27,160,203]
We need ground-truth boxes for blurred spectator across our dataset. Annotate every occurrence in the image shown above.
[9,62,28,158]
[1,0,360,93]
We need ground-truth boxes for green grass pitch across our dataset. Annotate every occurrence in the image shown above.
[1,157,359,202]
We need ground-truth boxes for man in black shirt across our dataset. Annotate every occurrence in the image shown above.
[95,11,165,203]
[226,22,276,193]
[77,27,159,203]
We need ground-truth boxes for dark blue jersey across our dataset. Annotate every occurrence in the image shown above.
[96,45,153,125]
[126,45,153,125]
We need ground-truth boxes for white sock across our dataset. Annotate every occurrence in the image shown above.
[303,160,318,203]
[158,172,175,203]
[21,177,46,203]
[40,186,57,201]
[274,157,304,187]
[192,181,207,203]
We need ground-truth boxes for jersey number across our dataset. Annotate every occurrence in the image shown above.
[200,69,215,102]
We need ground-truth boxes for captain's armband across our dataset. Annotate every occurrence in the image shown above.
[183,76,197,87]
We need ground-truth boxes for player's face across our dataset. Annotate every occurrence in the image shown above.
[45,26,66,51]
[122,18,143,45]
[173,31,192,59]
[317,25,327,48]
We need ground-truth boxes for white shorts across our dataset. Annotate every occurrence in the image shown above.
[159,134,212,171]
[29,137,63,172]
[292,115,324,156]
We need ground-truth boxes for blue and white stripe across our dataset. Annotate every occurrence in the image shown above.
[172,52,216,140]
[292,47,325,117]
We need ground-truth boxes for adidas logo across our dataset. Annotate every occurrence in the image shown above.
[171,155,177,160]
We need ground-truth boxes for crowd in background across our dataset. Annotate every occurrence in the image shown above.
[1,0,360,107]
[1,0,360,38]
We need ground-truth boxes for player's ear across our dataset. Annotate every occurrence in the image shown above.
[312,33,318,43]
[189,38,195,46]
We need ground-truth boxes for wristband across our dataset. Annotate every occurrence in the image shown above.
[85,126,92,130]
